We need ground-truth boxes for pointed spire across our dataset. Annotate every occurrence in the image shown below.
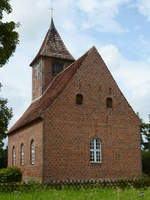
[30,18,75,66]
[50,17,55,29]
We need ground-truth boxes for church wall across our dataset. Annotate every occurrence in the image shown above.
[43,48,142,182]
[8,120,43,182]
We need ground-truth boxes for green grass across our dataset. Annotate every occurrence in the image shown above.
[0,188,150,200]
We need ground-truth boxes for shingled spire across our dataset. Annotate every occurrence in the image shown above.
[30,18,75,101]
[30,18,75,66]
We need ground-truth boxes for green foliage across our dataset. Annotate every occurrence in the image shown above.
[0,147,8,169]
[0,97,12,149]
[0,0,19,67]
[142,151,150,176]
[0,167,22,183]
[0,178,150,193]
[0,181,150,200]
[0,84,12,169]
[141,116,150,151]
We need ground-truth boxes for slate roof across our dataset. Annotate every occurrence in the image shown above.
[30,18,75,66]
[8,47,93,134]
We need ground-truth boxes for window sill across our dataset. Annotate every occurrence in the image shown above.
[90,161,102,164]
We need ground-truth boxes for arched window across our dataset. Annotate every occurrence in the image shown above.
[90,139,101,163]
[106,97,112,109]
[20,144,24,166]
[76,94,83,105]
[31,140,35,165]
[12,146,16,166]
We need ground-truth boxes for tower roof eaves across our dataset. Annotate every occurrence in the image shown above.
[30,18,75,66]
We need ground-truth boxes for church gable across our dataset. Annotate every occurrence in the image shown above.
[43,47,141,181]
[47,46,140,126]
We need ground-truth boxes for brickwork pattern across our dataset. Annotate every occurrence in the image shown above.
[8,120,43,182]
[43,48,142,182]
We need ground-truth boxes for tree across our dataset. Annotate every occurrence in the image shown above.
[0,0,19,67]
[140,115,150,151]
[142,150,150,176]
[139,114,150,176]
[0,84,13,168]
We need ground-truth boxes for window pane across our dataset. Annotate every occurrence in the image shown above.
[12,147,16,166]
[31,141,35,165]
[21,144,24,166]
[96,151,101,162]
[90,140,94,149]
[90,139,102,163]
[90,151,94,162]
[96,139,100,149]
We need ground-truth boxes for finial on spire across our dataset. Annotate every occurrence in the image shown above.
[50,0,54,19]
[50,6,54,18]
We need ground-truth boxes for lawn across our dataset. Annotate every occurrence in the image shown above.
[0,188,150,200]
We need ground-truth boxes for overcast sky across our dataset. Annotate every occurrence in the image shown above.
[0,0,150,135]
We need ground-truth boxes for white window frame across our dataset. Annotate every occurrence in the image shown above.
[12,147,16,166]
[31,140,35,165]
[90,139,102,163]
[21,144,24,166]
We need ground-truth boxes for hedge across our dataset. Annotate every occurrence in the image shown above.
[0,167,22,183]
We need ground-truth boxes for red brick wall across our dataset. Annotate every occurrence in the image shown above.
[8,120,43,182]
[43,48,142,182]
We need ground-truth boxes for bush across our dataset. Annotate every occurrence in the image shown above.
[0,167,22,183]
[142,150,150,176]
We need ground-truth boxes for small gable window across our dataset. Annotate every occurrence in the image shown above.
[76,94,83,105]
[31,140,35,165]
[20,144,24,166]
[90,139,102,163]
[106,97,113,109]
[52,62,64,75]
[12,146,16,166]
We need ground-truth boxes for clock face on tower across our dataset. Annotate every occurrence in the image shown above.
[52,61,64,76]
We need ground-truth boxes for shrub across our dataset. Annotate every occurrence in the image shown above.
[142,151,150,176]
[0,167,22,183]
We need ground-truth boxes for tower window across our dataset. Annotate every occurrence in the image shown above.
[52,62,64,75]
[90,139,102,163]
[106,97,113,109]
[76,94,83,105]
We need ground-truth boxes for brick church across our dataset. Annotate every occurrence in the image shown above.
[8,18,142,182]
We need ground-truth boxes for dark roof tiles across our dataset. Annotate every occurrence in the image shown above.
[30,18,75,66]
